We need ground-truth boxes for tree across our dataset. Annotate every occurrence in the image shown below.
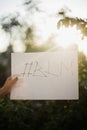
[1,16,21,49]
[0,3,87,130]
[78,52,87,87]
[1,16,22,76]
[57,16,87,39]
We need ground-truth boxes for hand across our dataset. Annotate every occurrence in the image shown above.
[0,77,18,96]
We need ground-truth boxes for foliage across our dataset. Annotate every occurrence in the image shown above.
[78,52,87,87]
[1,17,21,32]
[0,52,8,86]
[0,1,87,130]
[0,51,87,130]
[57,17,87,39]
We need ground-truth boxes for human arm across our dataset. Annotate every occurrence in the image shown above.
[0,77,18,97]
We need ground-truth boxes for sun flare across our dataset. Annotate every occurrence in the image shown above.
[55,26,82,48]
[54,25,87,55]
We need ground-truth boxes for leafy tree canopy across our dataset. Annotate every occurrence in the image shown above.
[57,17,87,39]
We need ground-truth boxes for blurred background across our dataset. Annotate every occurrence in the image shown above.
[0,0,87,129]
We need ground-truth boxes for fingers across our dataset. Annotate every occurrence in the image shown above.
[13,77,18,83]
[10,77,18,85]
[7,76,18,81]
[1,77,18,96]
[5,77,18,87]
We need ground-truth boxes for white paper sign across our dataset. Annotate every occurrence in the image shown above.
[10,51,78,100]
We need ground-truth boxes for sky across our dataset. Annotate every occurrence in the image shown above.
[0,0,87,55]
[0,0,87,18]
[0,0,24,17]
